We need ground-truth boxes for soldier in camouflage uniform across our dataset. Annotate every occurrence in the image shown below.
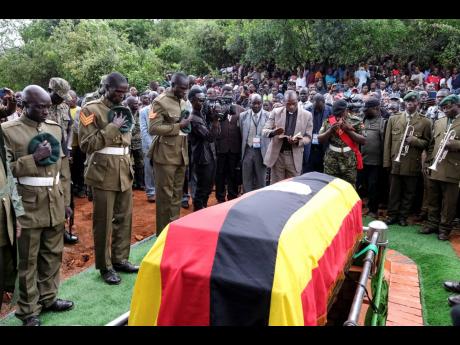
[47,78,78,245]
[81,75,108,107]
[318,99,366,187]
[126,96,144,190]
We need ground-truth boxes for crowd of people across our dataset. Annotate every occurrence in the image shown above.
[1,57,460,326]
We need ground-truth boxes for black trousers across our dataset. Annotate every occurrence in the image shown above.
[70,145,86,192]
[359,164,381,213]
[215,152,240,202]
[131,149,145,188]
[388,174,418,219]
[192,161,216,211]
[303,145,325,174]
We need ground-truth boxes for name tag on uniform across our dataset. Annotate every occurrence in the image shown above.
[253,136,261,148]
[312,133,319,145]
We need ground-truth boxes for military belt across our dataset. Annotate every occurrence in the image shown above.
[14,172,60,187]
[329,144,351,153]
[96,147,129,155]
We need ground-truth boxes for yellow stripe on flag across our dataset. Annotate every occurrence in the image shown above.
[268,178,360,326]
[128,226,169,326]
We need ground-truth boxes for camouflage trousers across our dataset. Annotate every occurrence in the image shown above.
[323,150,357,187]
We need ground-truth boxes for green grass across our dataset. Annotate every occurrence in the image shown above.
[364,216,460,326]
[0,236,157,326]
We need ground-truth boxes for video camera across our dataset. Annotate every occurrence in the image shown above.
[203,94,233,121]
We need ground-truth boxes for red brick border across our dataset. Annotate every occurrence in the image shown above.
[384,249,424,326]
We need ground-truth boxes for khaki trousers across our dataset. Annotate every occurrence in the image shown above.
[92,188,133,271]
[153,162,186,236]
[270,151,300,184]
[425,179,459,233]
[15,223,64,320]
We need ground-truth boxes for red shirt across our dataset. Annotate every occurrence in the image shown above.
[426,75,441,89]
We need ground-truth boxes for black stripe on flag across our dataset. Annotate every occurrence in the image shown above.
[209,172,335,325]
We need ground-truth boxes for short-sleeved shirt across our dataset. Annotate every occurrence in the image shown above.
[319,114,364,148]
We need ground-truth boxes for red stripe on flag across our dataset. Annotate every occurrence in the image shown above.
[300,200,363,325]
[156,197,245,325]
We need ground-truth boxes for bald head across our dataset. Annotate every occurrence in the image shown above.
[22,85,52,123]
[126,96,139,112]
[285,90,298,113]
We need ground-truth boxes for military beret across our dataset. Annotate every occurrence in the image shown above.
[28,132,61,166]
[439,94,460,107]
[49,77,72,102]
[107,106,134,133]
[363,97,380,110]
[332,99,348,114]
[403,91,420,102]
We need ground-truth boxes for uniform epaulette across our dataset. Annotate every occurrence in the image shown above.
[0,119,21,129]
[44,119,62,127]
[83,99,102,108]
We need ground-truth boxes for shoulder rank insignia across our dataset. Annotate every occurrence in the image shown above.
[80,112,95,126]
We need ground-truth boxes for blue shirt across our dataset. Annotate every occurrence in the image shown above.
[139,105,154,153]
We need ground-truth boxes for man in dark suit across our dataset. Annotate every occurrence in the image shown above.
[302,94,331,173]
[214,89,243,202]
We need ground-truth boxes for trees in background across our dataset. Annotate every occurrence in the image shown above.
[0,19,460,94]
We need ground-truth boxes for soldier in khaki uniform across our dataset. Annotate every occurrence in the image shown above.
[47,77,78,245]
[383,92,432,226]
[148,72,191,235]
[0,91,24,311]
[79,72,139,285]
[2,85,74,326]
[420,95,460,240]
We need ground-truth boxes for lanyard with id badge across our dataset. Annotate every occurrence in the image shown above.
[251,112,262,148]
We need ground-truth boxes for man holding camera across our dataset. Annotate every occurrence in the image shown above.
[214,88,243,202]
[149,72,191,235]
[188,89,220,211]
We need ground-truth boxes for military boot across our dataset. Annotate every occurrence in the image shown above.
[438,228,450,241]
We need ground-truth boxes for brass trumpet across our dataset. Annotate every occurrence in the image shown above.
[394,122,415,163]
[428,123,456,171]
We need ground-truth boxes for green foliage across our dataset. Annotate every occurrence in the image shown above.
[1,19,460,95]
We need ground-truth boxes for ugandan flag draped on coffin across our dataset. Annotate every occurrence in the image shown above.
[128,172,363,326]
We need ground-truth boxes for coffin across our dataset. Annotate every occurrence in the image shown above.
[128,172,363,326]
